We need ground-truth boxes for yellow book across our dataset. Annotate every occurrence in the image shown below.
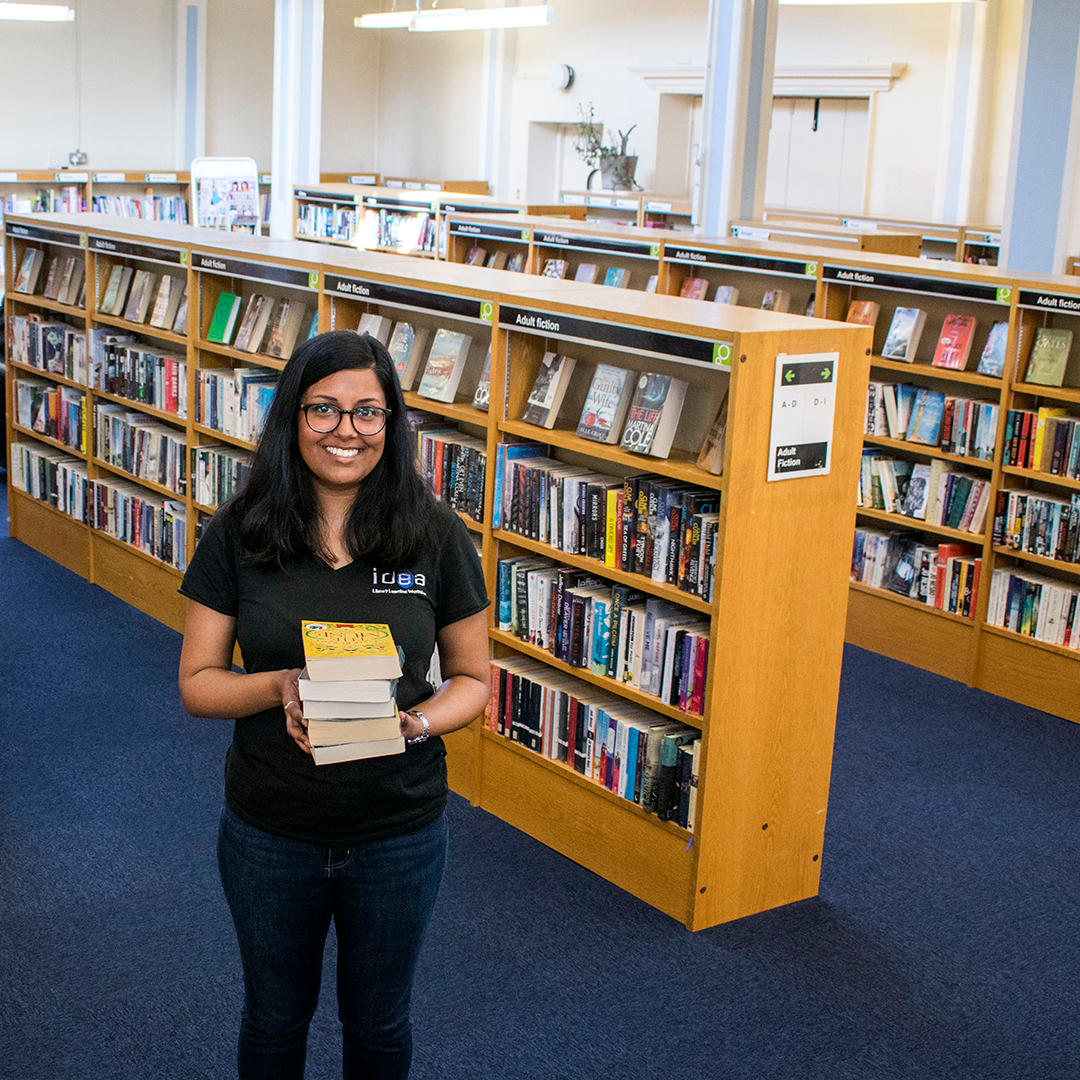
[605,486,619,568]
[301,621,404,682]
[1032,407,1067,472]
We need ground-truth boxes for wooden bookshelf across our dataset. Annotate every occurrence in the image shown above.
[5,211,870,933]
[557,189,694,231]
[732,218,923,258]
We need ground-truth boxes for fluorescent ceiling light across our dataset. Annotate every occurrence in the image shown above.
[0,4,75,20]
[780,0,982,6]
[409,4,554,31]
[356,9,465,28]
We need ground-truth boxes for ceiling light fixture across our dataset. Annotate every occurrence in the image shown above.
[356,2,554,32]
[0,3,75,20]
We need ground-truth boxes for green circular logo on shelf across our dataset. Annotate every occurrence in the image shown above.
[480,301,494,323]
[79,235,87,248]
[309,272,319,289]
[180,251,189,266]
[804,262,817,277]
[713,342,732,368]
[650,244,661,258]
[520,230,529,241]
[996,286,1011,304]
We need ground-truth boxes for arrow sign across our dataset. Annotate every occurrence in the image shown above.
[768,352,839,482]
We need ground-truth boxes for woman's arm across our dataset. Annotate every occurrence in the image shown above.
[179,599,301,720]
[398,608,491,743]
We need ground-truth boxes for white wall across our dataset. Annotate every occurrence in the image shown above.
[0,0,178,170]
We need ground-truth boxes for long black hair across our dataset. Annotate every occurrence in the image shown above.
[230,329,438,569]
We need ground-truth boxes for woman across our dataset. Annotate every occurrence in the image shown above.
[178,329,490,1079]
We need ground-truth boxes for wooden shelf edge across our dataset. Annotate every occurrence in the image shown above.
[848,579,978,624]
[855,506,986,543]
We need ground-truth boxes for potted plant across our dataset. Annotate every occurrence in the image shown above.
[573,102,638,191]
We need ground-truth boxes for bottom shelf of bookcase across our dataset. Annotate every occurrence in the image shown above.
[846,582,977,684]
[90,533,187,633]
[476,730,695,924]
[975,627,1080,725]
[9,489,91,580]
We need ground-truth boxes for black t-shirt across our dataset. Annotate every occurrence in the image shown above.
[179,500,489,845]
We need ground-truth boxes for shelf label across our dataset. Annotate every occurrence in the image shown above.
[973,232,1001,245]
[89,234,187,265]
[822,264,1002,303]
[324,273,487,320]
[442,203,515,216]
[1018,289,1080,312]
[996,286,1011,304]
[448,220,528,242]
[363,195,433,210]
[259,174,273,184]
[713,343,732,370]
[5,221,83,247]
[422,183,441,191]
[840,218,877,230]
[0,172,17,182]
[560,193,586,205]
[92,172,125,183]
[480,301,494,323]
[535,231,656,258]
[193,251,314,289]
[499,304,726,365]
[731,225,770,242]
[614,198,638,210]
[347,174,378,185]
[56,172,88,182]
[385,179,404,188]
[145,173,178,183]
[645,201,672,213]
[297,188,358,204]
[665,244,814,279]
[767,352,838,482]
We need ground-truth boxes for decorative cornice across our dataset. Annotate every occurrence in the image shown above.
[631,63,907,97]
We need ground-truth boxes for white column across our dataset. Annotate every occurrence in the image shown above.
[933,0,999,225]
[175,0,206,170]
[270,0,324,239]
[1000,0,1080,273]
[478,27,516,198]
[697,0,778,236]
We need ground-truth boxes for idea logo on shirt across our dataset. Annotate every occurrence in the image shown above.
[371,567,427,594]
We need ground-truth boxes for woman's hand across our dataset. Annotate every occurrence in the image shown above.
[280,669,311,755]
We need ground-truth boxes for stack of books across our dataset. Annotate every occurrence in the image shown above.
[298,621,405,765]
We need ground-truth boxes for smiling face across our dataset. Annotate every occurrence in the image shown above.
[297,366,387,504]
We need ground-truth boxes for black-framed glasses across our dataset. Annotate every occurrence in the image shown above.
[300,403,391,435]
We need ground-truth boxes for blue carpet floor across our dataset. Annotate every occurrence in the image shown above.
[1,473,1078,1079]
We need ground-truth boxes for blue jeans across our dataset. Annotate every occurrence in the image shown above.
[217,804,448,1080]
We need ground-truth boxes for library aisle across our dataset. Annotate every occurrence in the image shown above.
[1,466,1078,1080]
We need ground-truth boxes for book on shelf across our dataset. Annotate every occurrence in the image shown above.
[541,258,568,279]
[803,295,816,318]
[12,247,44,294]
[881,307,926,363]
[233,294,268,352]
[619,372,689,458]
[301,621,404,682]
[713,285,739,306]
[644,275,659,294]
[491,441,549,530]
[574,263,598,284]
[760,288,791,313]
[846,299,880,327]
[485,250,508,271]
[101,266,134,317]
[976,321,1009,377]
[148,275,184,331]
[264,298,308,360]
[387,322,431,392]
[575,363,635,444]
[41,254,67,300]
[521,351,577,428]
[358,312,393,345]
[472,346,493,411]
[505,252,525,273]
[122,269,157,323]
[931,314,977,370]
[1025,327,1073,387]
[603,267,630,288]
[171,284,190,334]
[307,311,320,340]
[904,387,946,445]
[696,391,729,475]
[54,255,80,305]
[679,277,708,301]
[206,292,242,345]
[464,245,487,266]
[416,328,473,402]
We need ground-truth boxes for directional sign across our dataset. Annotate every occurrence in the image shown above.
[767,352,839,481]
